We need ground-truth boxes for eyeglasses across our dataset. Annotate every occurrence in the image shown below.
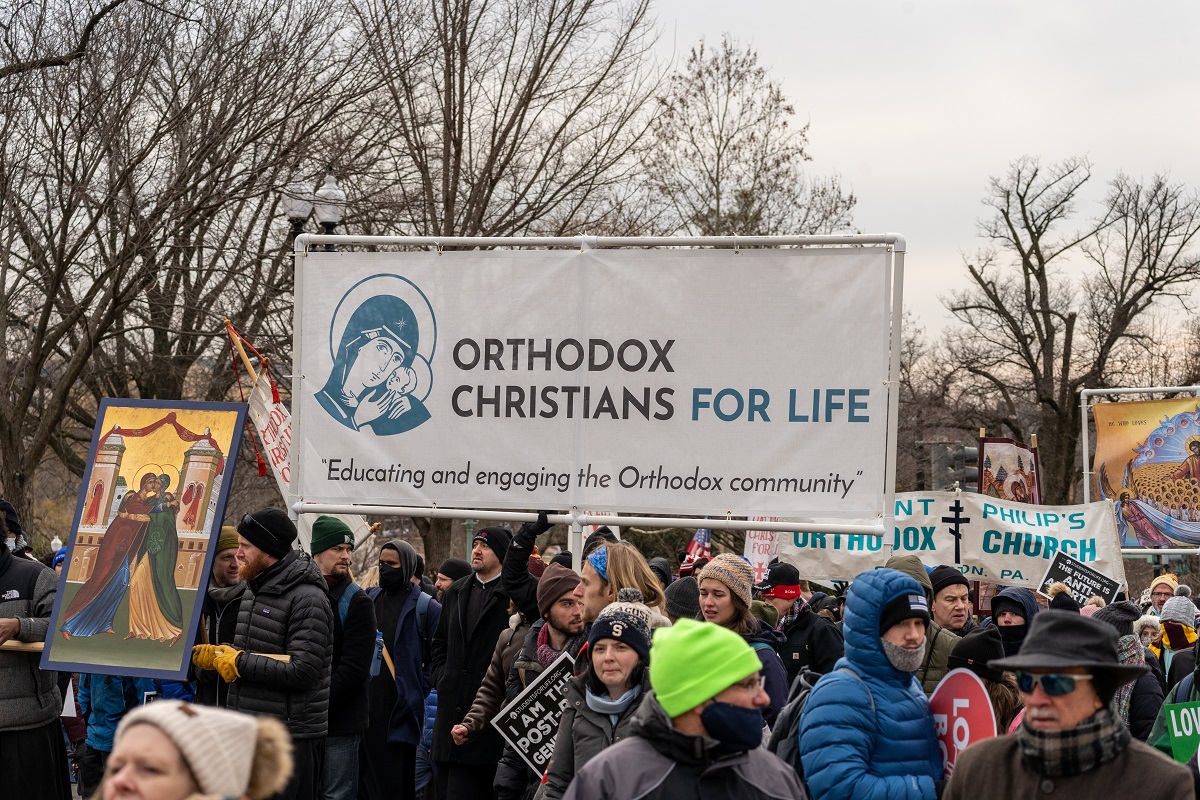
[241,513,279,543]
[1015,672,1094,696]
[1152,591,1174,599]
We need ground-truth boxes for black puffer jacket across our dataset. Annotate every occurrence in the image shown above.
[562,691,806,800]
[223,550,333,739]
[776,605,844,687]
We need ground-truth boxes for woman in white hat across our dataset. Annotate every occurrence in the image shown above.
[99,700,292,800]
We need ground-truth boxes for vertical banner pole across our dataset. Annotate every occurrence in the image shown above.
[882,243,906,530]
[288,236,308,525]
[569,508,585,573]
[1080,390,1091,504]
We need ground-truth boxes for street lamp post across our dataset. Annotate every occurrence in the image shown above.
[313,174,347,252]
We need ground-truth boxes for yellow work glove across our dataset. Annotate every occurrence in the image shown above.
[191,644,219,671]
[213,645,244,682]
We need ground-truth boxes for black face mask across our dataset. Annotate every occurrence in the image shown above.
[699,701,764,753]
[378,563,407,590]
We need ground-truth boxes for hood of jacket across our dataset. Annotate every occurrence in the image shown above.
[747,618,787,647]
[842,568,929,686]
[252,549,325,596]
[628,690,727,766]
[993,586,1040,622]
[884,555,933,598]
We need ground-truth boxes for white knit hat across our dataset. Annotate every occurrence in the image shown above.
[115,701,259,797]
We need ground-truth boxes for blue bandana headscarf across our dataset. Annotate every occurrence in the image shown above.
[587,546,610,581]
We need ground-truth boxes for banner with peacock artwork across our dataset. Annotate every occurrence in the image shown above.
[1093,398,1200,548]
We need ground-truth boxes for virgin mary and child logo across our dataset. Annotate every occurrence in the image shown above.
[315,274,436,435]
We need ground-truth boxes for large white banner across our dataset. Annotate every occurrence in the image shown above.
[776,492,1126,591]
[295,248,893,517]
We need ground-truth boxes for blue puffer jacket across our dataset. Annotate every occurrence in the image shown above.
[798,569,941,800]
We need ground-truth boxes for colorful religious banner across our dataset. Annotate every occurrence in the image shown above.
[42,399,246,680]
[979,436,1041,504]
[1092,399,1200,547]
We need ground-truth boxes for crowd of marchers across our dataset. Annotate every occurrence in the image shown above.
[2,501,1199,800]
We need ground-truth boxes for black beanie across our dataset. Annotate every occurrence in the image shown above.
[1093,601,1141,637]
[551,550,573,568]
[948,626,1005,682]
[236,508,296,559]
[929,565,970,598]
[1049,592,1081,613]
[583,527,618,556]
[879,591,931,634]
[472,526,512,564]
[437,558,472,583]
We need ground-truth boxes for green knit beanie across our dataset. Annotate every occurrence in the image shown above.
[650,618,763,717]
[310,515,354,555]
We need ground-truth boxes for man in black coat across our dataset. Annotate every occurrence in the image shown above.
[755,561,844,686]
[311,516,376,800]
[192,508,333,800]
[431,526,513,800]
[194,525,246,707]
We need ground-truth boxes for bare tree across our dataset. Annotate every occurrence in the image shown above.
[643,35,855,237]
[0,0,135,79]
[942,157,1200,502]
[348,0,661,567]
[0,0,375,544]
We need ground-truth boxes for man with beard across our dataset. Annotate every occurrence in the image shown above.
[798,568,942,800]
[434,558,471,601]
[360,540,441,800]
[431,526,513,800]
[929,565,976,635]
[495,563,585,800]
[311,516,377,800]
[885,555,959,695]
[195,526,245,707]
[191,508,333,800]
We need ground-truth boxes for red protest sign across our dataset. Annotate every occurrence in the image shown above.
[929,668,997,779]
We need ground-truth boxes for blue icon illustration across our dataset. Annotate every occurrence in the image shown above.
[316,274,436,435]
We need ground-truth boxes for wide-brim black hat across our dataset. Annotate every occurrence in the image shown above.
[990,610,1149,684]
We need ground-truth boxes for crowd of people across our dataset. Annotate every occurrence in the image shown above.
[3,499,1200,799]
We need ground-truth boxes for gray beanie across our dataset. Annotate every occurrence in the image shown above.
[664,575,701,621]
[1160,595,1198,627]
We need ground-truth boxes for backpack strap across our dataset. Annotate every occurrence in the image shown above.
[751,642,775,654]
[337,582,361,629]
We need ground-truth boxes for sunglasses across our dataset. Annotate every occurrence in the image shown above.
[241,513,279,543]
[1015,672,1094,696]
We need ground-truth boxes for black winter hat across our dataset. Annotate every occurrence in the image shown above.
[1049,592,1081,613]
[1092,601,1141,637]
[878,591,931,634]
[648,557,672,588]
[472,526,512,564]
[583,527,618,556]
[990,595,1027,622]
[948,626,1005,682]
[664,575,701,621]
[236,508,297,559]
[929,565,970,598]
[551,550,573,568]
[437,558,472,583]
[0,499,24,537]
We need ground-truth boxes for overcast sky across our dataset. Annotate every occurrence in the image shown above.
[650,0,1200,332]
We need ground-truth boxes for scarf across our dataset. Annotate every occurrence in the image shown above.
[1153,622,1198,655]
[537,621,583,669]
[1018,702,1130,777]
[1114,635,1144,724]
[585,685,643,726]
[778,596,811,630]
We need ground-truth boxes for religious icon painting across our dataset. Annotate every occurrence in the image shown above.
[1093,398,1200,549]
[42,399,247,680]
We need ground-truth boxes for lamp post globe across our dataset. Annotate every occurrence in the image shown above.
[280,168,315,236]
[314,174,347,251]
